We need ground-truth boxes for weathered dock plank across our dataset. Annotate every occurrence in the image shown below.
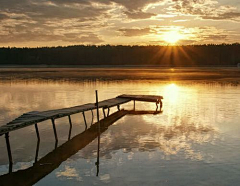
[98,97,131,108]
[118,94,163,102]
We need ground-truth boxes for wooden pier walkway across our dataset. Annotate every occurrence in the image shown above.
[0,94,163,136]
[0,93,163,173]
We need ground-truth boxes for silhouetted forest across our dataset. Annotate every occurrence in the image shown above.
[0,44,240,67]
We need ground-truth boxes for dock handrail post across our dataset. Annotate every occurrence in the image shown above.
[133,100,136,110]
[5,132,13,173]
[51,118,58,142]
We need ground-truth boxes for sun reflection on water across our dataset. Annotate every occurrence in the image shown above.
[164,83,179,104]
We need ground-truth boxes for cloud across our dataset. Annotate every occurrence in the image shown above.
[0,0,239,46]
[119,28,151,36]
[202,12,240,20]
[203,34,227,40]
[0,0,108,45]
[124,11,156,19]
[95,0,160,19]
[170,0,240,22]
[49,0,90,5]
[63,33,103,43]
[100,0,161,11]
[0,26,103,44]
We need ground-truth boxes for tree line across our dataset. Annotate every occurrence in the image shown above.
[0,44,240,67]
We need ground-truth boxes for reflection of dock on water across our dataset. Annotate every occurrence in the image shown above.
[0,110,163,186]
[0,92,163,176]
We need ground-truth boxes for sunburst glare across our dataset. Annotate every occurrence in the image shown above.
[163,31,184,45]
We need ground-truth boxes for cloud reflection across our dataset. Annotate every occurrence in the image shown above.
[56,165,82,181]
[79,115,218,161]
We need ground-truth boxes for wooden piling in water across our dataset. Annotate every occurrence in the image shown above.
[96,90,100,123]
[5,133,12,173]
[35,124,40,141]
[91,109,94,125]
[51,119,58,142]
[68,115,72,140]
[35,139,40,163]
[82,112,87,129]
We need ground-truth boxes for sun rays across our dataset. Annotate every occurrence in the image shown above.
[162,30,184,45]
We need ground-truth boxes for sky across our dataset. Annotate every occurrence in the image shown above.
[0,0,240,47]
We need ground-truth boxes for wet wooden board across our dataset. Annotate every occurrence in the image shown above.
[98,97,131,108]
[118,94,163,102]
[0,97,131,136]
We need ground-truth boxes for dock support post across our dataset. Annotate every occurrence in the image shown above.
[117,105,120,111]
[96,90,100,123]
[156,102,158,111]
[96,90,100,133]
[102,108,106,118]
[35,139,40,163]
[35,124,40,141]
[51,119,58,142]
[133,100,136,110]
[91,109,94,125]
[68,115,72,140]
[34,123,40,163]
[54,140,58,149]
[107,107,110,116]
[160,100,163,111]
[5,133,13,173]
[82,112,87,129]
[96,131,100,177]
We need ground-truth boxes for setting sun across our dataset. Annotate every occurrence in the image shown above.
[163,31,184,44]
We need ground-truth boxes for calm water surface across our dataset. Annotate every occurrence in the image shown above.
[0,76,240,185]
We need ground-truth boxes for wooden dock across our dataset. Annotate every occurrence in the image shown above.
[0,109,163,186]
[0,94,163,136]
[0,110,128,186]
[0,92,163,172]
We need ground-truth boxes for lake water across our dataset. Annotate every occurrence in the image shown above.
[0,68,240,185]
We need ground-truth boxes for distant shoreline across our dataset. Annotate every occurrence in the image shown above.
[0,65,239,69]
[1,67,240,83]
[1,45,240,67]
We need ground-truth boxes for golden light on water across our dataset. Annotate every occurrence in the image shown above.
[164,83,179,104]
